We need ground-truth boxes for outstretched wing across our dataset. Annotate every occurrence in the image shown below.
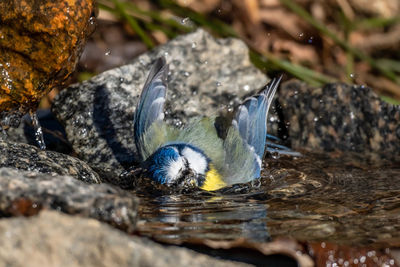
[229,76,281,179]
[134,57,169,160]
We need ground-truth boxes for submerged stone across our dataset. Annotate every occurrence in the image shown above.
[0,140,99,183]
[0,0,96,126]
[52,29,268,179]
[0,168,138,232]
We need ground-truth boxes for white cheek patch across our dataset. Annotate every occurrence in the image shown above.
[181,147,208,175]
[165,157,185,182]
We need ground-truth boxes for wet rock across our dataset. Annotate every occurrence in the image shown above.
[0,210,248,267]
[0,141,99,183]
[52,29,268,179]
[279,81,400,161]
[0,168,138,232]
[0,0,96,126]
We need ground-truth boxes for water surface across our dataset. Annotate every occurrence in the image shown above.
[135,151,400,248]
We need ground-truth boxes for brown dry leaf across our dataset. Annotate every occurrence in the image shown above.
[272,40,320,65]
[259,8,309,39]
[348,0,400,17]
[350,25,400,52]
[232,0,261,25]
[176,0,221,13]
[259,0,281,8]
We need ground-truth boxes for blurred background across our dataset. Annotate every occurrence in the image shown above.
[41,0,400,107]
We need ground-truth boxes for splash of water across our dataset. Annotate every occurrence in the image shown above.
[29,111,46,150]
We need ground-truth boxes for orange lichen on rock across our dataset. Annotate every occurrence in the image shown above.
[0,0,96,126]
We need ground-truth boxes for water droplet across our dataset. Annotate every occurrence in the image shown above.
[174,119,183,127]
[89,16,96,25]
[308,36,314,43]
[191,42,197,48]
[299,32,304,37]
[250,179,261,188]
[350,73,355,78]
[243,84,250,91]
[216,81,222,87]
[30,112,46,150]
[119,77,125,83]
[269,174,275,182]
[105,50,111,56]
[271,151,280,159]
[79,128,88,138]
[183,71,190,77]
[181,17,190,24]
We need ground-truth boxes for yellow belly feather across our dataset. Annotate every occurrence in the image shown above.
[200,164,226,191]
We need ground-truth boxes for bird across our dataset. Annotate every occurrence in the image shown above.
[131,57,286,191]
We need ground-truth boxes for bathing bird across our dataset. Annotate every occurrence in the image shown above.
[132,57,286,191]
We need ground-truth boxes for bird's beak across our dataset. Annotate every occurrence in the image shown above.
[177,168,198,188]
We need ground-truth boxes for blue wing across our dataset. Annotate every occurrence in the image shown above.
[232,76,281,174]
[134,57,169,159]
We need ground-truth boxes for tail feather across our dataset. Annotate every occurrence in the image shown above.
[134,57,169,160]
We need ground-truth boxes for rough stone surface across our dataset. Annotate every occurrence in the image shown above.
[0,168,138,232]
[0,140,99,183]
[279,80,400,161]
[52,29,268,178]
[0,211,249,267]
[0,0,96,124]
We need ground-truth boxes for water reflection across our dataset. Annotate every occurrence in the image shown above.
[135,151,400,247]
[137,193,271,242]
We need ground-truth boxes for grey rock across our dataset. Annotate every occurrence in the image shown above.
[0,140,99,183]
[52,28,268,179]
[0,210,249,267]
[0,168,138,232]
[278,80,400,161]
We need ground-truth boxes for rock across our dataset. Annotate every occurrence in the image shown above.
[52,29,268,179]
[0,0,96,126]
[278,80,400,161]
[0,211,248,267]
[0,168,138,232]
[0,141,99,183]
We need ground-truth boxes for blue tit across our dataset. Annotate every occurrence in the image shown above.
[133,57,282,191]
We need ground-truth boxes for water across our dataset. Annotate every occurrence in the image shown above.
[29,111,46,150]
[134,151,400,248]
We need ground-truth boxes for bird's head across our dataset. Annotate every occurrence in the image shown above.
[143,144,226,190]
